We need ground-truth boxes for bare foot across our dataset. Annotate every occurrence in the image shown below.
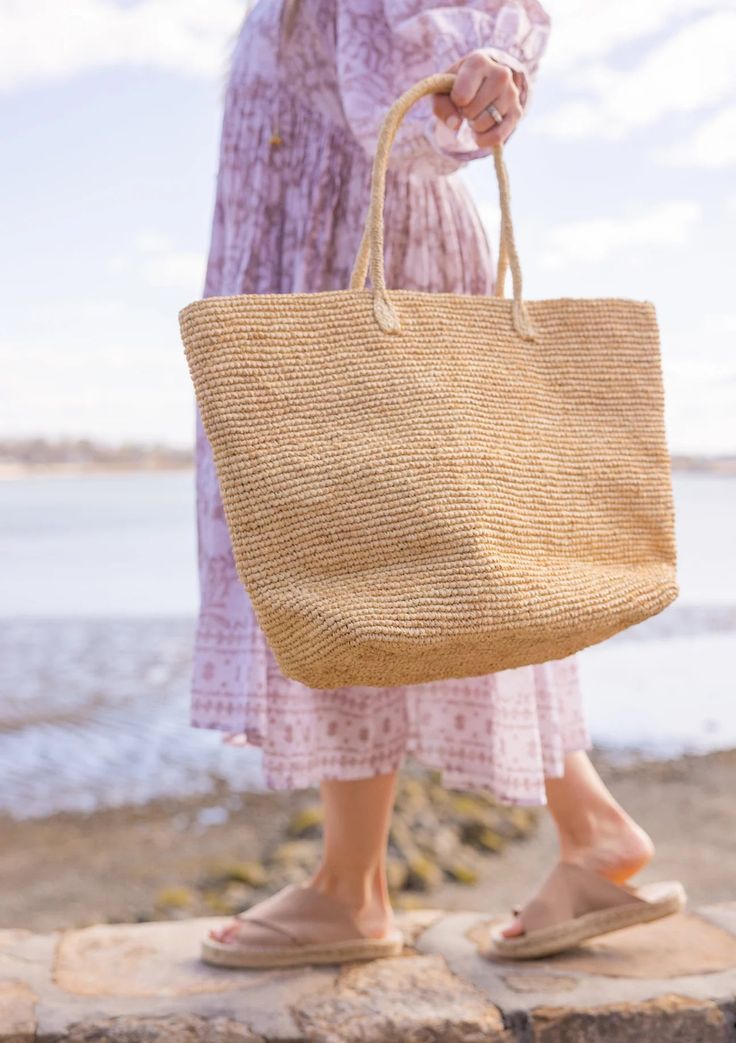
[209,881,394,945]
[500,814,655,939]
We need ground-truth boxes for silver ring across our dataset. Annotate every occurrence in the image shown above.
[485,102,504,125]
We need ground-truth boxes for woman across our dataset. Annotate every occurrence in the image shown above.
[193,0,682,966]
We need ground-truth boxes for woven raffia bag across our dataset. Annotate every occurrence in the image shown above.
[180,72,678,689]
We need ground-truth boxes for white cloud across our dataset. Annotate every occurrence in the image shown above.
[535,10,736,140]
[0,0,246,92]
[657,105,736,168]
[141,249,205,291]
[541,0,718,74]
[693,311,736,338]
[715,314,736,334]
[136,233,205,290]
[540,200,701,268]
[664,359,736,454]
[110,232,206,292]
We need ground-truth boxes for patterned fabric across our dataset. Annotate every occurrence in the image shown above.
[192,0,593,805]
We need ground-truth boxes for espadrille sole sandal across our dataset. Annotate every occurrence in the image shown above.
[201,882,404,969]
[488,861,686,961]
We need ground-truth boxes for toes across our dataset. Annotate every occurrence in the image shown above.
[210,921,238,942]
[500,914,525,938]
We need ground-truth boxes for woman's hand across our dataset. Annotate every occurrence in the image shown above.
[432,50,524,148]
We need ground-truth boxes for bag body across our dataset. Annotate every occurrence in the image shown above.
[180,73,678,689]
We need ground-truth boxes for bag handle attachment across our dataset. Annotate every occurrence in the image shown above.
[349,72,537,341]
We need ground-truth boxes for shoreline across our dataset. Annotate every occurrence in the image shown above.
[0,461,194,480]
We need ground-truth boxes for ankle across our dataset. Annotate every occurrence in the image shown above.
[307,863,391,915]
[556,806,655,873]
[555,802,637,852]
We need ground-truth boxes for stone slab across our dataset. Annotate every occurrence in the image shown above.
[53,919,271,997]
[473,909,736,978]
[0,980,37,1042]
[415,908,736,1017]
[527,994,735,1043]
[698,901,736,937]
[1,905,735,1041]
[41,918,336,1039]
[50,1014,265,1042]
[294,953,512,1043]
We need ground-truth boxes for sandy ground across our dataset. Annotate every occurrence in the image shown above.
[2,747,735,933]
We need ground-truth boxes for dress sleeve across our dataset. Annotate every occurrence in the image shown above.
[336,0,551,175]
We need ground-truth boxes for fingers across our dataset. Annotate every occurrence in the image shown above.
[451,52,513,116]
[436,50,523,146]
[432,92,463,131]
[470,104,520,149]
[466,79,522,147]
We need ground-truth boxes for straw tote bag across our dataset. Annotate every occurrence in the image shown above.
[180,71,678,689]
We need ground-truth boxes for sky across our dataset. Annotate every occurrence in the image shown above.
[0,0,734,454]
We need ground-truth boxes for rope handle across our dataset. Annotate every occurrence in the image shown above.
[349,72,537,341]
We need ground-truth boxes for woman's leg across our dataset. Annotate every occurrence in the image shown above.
[210,770,397,942]
[210,751,654,943]
[501,750,655,937]
[307,770,397,936]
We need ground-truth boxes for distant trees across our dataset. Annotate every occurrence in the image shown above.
[0,437,193,473]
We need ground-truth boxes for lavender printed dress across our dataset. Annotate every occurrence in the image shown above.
[192,0,593,805]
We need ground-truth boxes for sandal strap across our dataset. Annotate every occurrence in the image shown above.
[233,913,302,945]
[517,861,647,934]
[234,883,368,946]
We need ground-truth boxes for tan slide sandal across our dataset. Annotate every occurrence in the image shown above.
[488,861,687,960]
[201,882,405,969]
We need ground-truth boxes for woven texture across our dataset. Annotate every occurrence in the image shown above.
[180,72,678,689]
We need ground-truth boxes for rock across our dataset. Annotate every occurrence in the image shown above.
[269,865,310,887]
[386,856,409,892]
[394,908,446,945]
[286,804,324,838]
[153,887,195,913]
[406,854,444,891]
[428,824,462,861]
[447,796,509,851]
[465,825,507,854]
[528,993,731,1042]
[389,816,422,863]
[269,839,321,868]
[428,781,452,810]
[497,806,538,839]
[198,859,268,890]
[295,953,511,1043]
[200,890,235,916]
[218,860,269,888]
[385,775,542,892]
[393,893,430,911]
[442,857,480,886]
[217,883,254,914]
[395,776,429,815]
[59,1014,263,1042]
[0,980,37,1042]
[447,792,498,824]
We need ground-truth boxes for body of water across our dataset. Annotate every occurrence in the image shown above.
[0,470,734,818]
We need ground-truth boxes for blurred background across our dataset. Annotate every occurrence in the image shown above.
[0,0,734,930]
